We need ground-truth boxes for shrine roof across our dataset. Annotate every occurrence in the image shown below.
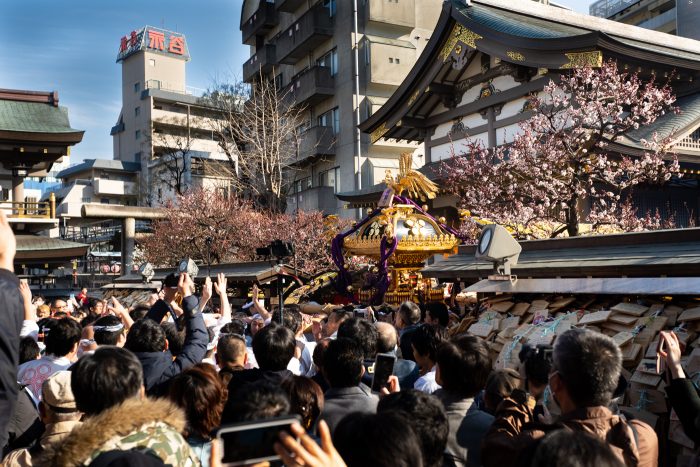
[359,0,700,143]
[0,100,81,135]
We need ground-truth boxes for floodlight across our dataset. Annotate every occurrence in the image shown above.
[138,262,154,283]
[475,224,522,276]
[178,258,199,278]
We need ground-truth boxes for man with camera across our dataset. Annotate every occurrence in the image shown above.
[124,272,208,397]
[482,328,658,467]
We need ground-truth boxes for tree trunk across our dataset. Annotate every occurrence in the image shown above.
[566,196,580,237]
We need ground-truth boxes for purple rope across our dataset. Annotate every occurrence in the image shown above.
[331,195,462,300]
[393,195,463,239]
[369,235,399,305]
[331,212,377,295]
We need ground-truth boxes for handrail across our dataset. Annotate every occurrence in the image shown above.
[3,193,55,219]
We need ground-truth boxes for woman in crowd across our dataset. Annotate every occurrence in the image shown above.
[168,363,227,466]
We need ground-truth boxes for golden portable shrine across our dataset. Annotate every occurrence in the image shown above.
[332,154,461,305]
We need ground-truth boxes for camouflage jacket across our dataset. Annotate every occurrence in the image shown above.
[36,397,200,466]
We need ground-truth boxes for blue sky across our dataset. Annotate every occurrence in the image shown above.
[0,0,247,162]
[0,0,591,163]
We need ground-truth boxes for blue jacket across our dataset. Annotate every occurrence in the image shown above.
[135,296,208,396]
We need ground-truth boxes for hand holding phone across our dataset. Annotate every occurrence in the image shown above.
[658,331,685,380]
[216,416,300,466]
[371,353,396,393]
[656,338,666,374]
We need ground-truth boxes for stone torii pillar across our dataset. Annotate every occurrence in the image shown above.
[81,205,167,272]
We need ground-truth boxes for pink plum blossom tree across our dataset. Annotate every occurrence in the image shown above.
[140,189,350,276]
[443,60,681,238]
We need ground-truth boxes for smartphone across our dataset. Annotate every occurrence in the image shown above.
[371,352,396,392]
[216,415,300,466]
[656,339,666,374]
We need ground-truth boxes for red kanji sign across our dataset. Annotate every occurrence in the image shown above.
[129,30,138,47]
[169,36,185,55]
[119,36,128,53]
[148,30,165,50]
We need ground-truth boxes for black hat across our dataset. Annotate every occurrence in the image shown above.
[88,449,166,467]
[163,273,179,289]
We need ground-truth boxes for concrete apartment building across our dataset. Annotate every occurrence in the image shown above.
[240,0,442,216]
[112,26,235,205]
[590,0,699,39]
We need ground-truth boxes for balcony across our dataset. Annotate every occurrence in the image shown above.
[3,198,55,219]
[284,66,335,108]
[365,0,415,30]
[241,2,278,45]
[276,0,306,13]
[297,126,336,163]
[287,185,337,213]
[243,44,278,82]
[94,179,137,197]
[275,3,334,65]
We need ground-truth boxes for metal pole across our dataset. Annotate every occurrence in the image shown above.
[353,0,363,218]
[278,260,284,325]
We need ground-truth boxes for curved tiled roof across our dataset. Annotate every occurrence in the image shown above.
[623,94,700,144]
[0,101,80,134]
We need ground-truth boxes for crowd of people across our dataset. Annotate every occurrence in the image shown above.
[0,222,699,465]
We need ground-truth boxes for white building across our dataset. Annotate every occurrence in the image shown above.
[111,26,235,205]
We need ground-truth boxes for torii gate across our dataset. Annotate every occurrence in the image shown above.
[81,204,166,272]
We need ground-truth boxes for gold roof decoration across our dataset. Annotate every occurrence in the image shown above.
[384,153,439,201]
[344,204,460,266]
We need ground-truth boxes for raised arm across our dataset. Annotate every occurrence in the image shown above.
[251,283,271,321]
[214,272,231,322]
[109,296,134,331]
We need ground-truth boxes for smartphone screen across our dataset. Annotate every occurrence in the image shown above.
[371,353,396,392]
[217,416,299,466]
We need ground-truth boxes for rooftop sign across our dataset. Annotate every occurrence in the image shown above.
[116,26,190,62]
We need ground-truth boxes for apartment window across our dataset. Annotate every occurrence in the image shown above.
[135,130,141,140]
[293,176,312,194]
[101,198,110,204]
[134,82,140,93]
[323,0,336,16]
[274,73,284,90]
[318,107,340,135]
[135,106,140,117]
[149,59,155,66]
[389,58,393,63]
[395,58,400,64]
[318,167,340,193]
[81,197,92,203]
[317,48,338,76]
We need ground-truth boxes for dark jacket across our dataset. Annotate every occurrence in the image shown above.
[222,368,294,424]
[2,384,42,456]
[226,368,294,393]
[135,296,208,397]
[482,390,658,467]
[320,384,378,434]
[435,389,494,467]
[361,358,420,390]
[666,377,700,444]
[0,268,23,450]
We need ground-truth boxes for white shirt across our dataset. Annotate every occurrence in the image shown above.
[414,366,441,394]
[17,355,72,400]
